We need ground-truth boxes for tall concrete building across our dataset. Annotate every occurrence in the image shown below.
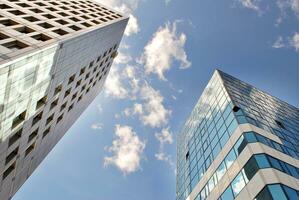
[177,70,299,200]
[0,0,128,199]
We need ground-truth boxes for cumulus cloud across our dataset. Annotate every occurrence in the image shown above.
[155,127,173,146]
[272,36,285,48]
[154,127,175,169]
[114,51,132,64]
[91,123,104,130]
[125,14,140,36]
[96,0,140,36]
[104,66,128,99]
[291,32,299,51]
[137,84,172,128]
[104,125,145,174]
[140,21,191,80]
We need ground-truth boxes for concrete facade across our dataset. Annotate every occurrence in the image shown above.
[0,1,128,199]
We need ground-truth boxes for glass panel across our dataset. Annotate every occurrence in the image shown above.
[221,186,234,200]
[225,149,236,169]
[243,157,259,181]
[282,185,299,200]
[268,184,288,200]
[216,162,226,181]
[268,157,283,171]
[255,186,272,200]
[244,131,257,143]
[234,135,247,155]
[231,172,246,197]
[255,154,271,168]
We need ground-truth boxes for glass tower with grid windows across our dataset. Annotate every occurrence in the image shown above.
[0,1,128,199]
[176,70,299,200]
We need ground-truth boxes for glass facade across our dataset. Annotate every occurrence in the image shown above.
[177,70,299,200]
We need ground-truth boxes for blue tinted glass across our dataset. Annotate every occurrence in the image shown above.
[234,135,246,155]
[212,143,221,157]
[216,162,226,181]
[283,185,299,200]
[268,184,288,200]
[220,131,229,147]
[237,115,247,124]
[231,172,246,197]
[244,132,257,143]
[225,149,237,169]
[256,134,269,145]
[255,186,272,200]
[255,154,270,168]
[221,186,234,200]
[227,120,238,135]
[268,157,283,171]
[287,165,299,179]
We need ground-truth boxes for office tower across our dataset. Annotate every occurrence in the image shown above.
[0,1,128,199]
[177,70,299,200]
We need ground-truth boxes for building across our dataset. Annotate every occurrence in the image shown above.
[0,0,128,199]
[176,70,299,200]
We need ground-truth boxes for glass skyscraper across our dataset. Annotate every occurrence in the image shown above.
[0,1,127,199]
[176,70,299,200]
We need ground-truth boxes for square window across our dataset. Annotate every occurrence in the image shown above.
[15,26,35,34]
[23,16,39,22]
[38,22,54,29]
[53,29,68,36]
[25,143,35,156]
[5,147,18,165]
[8,129,22,147]
[0,19,18,26]
[2,40,29,50]
[2,162,16,180]
[12,110,26,129]
[68,74,75,84]
[32,34,52,42]
[54,84,62,95]
[28,129,38,143]
[36,96,47,110]
[0,32,9,40]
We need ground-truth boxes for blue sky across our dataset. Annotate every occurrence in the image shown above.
[13,0,299,200]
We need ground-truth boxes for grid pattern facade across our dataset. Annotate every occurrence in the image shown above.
[176,70,299,200]
[0,1,128,199]
[0,0,123,62]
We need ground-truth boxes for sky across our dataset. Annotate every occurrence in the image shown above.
[13,0,299,200]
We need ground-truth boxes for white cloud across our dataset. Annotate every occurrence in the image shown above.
[155,127,173,146]
[104,66,128,99]
[272,36,285,48]
[137,84,172,128]
[123,107,131,117]
[133,103,143,115]
[125,14,140,36]
[140,21,191,80]
[291,32,299,51]
[238,0,260,11]
[104,125,145,174]
[96,0,140,36]
[114,51,132,64]
[91,123,104,130]
[291,0,299,16]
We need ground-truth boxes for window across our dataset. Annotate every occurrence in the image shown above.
[25,143,35,156]
[57,114,63,124]
[36,96,47,110]
[221,186,234,200]
[231,172,246,197]
[64,88,71,98]
[68,74,75,84]
[42,127,50,138]
[256,186,272,200]
[32,34,52,42]
[60,102,67,111]
[32,111,43,126]
[275,120,285,129]
[234,135,246,155]
[0,19,18,26]
[225,149,236,169]
[2,162,16,180]
[46,114,54,125]
[50,99,58,110]
[268,184,288,200]
[12,110,26,129]
[216,161,226,181]
[53,29,68,36]
[15,26,35,34]
[23,16,39,22]
[2,40,28,50]
[80,67,86,75]
[5,147,18,165]
[8,129,22,147]
[242,157,259,180]
[28,129,38,143]
[68,104,74,112]
[54,84,62,95]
